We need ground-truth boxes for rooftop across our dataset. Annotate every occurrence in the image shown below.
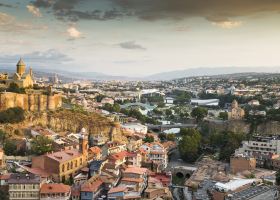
[8,173,40,184]
[41,183,71,194]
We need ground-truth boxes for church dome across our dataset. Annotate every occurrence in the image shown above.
[17,58,26,66]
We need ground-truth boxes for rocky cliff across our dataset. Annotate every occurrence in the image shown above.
[0,109,127,142]
[0,92,62,111]
[203,120,280,135]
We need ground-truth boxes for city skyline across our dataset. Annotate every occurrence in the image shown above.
[1,0,280,76]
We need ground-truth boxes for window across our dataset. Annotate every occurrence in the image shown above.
[62,164,65,172]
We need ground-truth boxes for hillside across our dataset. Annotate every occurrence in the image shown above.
[0,109,127,142]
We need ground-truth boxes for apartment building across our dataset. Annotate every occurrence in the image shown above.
[8,173,41,200]
[235,136,280,156]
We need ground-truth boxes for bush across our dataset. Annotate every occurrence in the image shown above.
[0,107,25,123]
[7,83,25,94]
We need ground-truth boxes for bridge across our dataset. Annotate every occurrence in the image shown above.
[169,166,197,179]
[147,124,198,132]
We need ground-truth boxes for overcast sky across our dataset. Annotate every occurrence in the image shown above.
[0,0,280,76]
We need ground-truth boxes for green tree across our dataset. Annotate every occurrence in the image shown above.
[158,133,167,141]
[31,136,53,155]
[7,83,25,94]
[219,112,228,120]
[166,134,176,141]
[95,94,105,102]
[0,107,25,124]
[276,169,280,185]
[218,131,246,161]
[143,135,154,143]
[191,107,208,122]
[112,103,121,113]
[165,109,173,116]
[0,190,9,200]
[0,130,7,144]
[4,140,17,156]
[178,128,201,162]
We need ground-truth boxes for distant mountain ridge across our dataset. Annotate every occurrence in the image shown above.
[0,66,279,81]
[145,67,280,80]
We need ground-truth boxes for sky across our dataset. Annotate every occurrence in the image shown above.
[0,0,280,77]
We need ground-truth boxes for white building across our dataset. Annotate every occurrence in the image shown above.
[164,97,174,106]
[121,123,148,134]
[140,142,168,170]
[235,136,280,156]
[190,99,219,106]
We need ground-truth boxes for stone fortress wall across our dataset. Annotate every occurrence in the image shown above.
[0,92,62,111]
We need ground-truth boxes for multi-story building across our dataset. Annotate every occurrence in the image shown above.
[120,166,148,194]
[121,123,148,135]
[40,183,71,200]
[230,155,256,174]
[80,177,103,200]
[8,173,41,200]
[106,141,127,155]
[140,142,168,171]
[32,133,88,182]
[235,136,280,156]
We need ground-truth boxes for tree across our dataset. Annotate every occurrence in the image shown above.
[31,136,53,155]
[191,107,208,122]
[165,109,173,116]
[0,190,9,200]
[219,112,228,120]
[0,130,7,144]
[158,133,167,141]
[143,135,154,143]
[4,140,17,156]
[166,134,176,141]
[217,131,246,161]
[95,94,105,102]
[7,83,25,94]
[276,169,280,185]
[178,128,201,162]
[0,107,25,124]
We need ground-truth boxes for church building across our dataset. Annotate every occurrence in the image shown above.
[0,58,34,88]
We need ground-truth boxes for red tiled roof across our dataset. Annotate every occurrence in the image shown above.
[0,174,11,180]
[46,149,82,163]
[41,183,70,194]
[89,146,101,154]
[22,167,50,178]
[108,186,128,194]
[81,179,103,192]
[124,166,147,175]
[121,177,143,183]
[109,151,128,161]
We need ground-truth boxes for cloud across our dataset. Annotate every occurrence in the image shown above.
[0,12,47,32]
[0,12,14,25]
[113,0,280,22]
[0,3,14,8]
[0,49,72,66]
[31,0,280,24]
[27,5,42,17]
[212,20,243,29]
[118,41,146,50]
[31,0,126,21]
[67,27,82,39]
